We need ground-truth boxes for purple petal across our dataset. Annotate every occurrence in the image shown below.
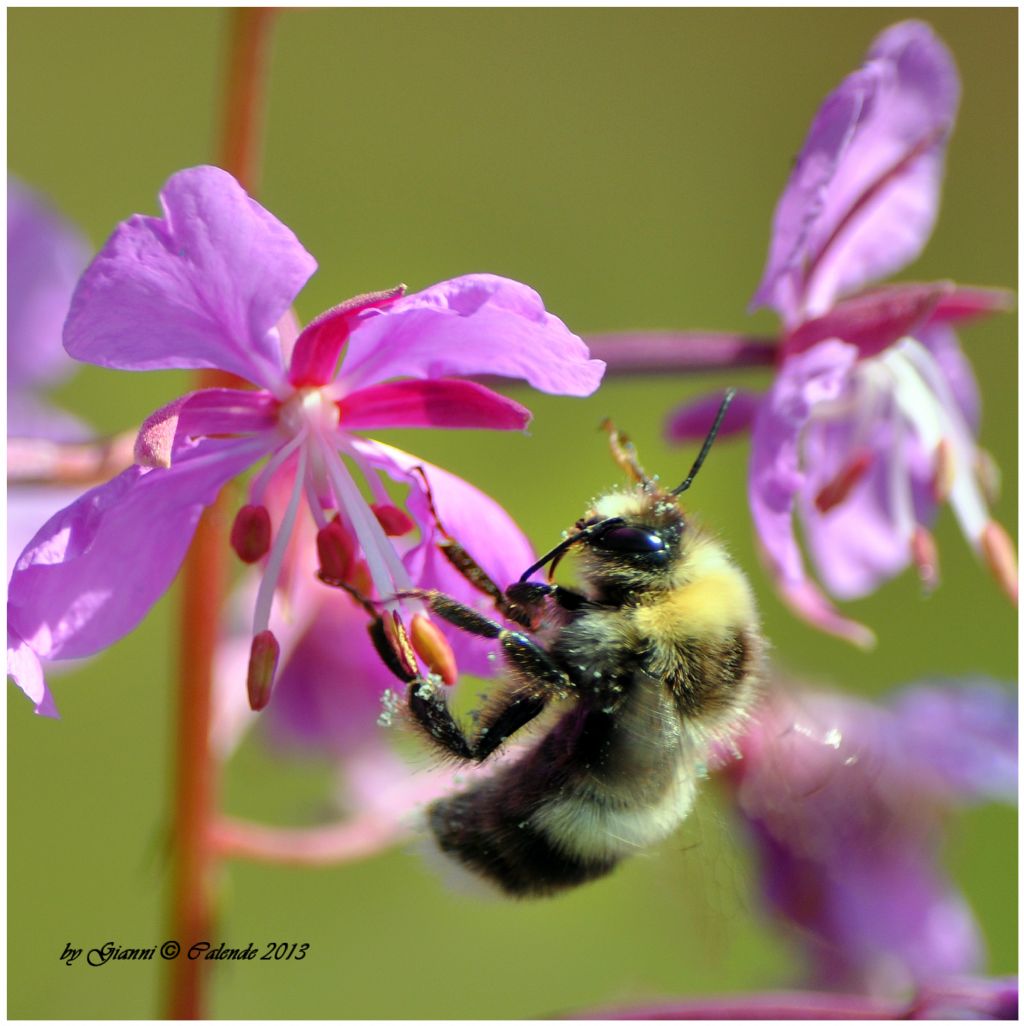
[64,166,316,391]
[7,626,59,717]
[753,22,959,323]
[336,274,605,397]
[664,388,763,443]
[798,411,924,599]
[350,438,535,676]
[891,680,1017,802]
[731,683,998,989]
[8,435,269,666]
[341,379,531,432]
[918,322,981,435]
[265,591,397,754]
[8,178,90,394]
[748,340,875,645]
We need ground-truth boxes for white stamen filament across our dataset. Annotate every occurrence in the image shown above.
[252,442,308,636]
[319,436,414,602]
[882,339,989,546]
[249,431,306,506]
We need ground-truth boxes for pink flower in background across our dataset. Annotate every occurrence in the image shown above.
[721,678,1016,994]
[7,179,93,716]
[595,21,1015,645]
[7,165,604,716]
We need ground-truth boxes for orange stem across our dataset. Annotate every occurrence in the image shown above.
[165,8,277,1019]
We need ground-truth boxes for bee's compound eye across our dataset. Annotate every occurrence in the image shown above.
[593,525,666,554]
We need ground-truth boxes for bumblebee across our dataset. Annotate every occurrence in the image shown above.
[385,391,762,897]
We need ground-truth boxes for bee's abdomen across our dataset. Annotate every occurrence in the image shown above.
[427,781,619,898]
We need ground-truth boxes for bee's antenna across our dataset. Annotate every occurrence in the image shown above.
[518,517,625,583]
[670,389,737,497]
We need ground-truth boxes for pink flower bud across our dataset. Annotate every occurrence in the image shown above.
[247,629,280,711]
[230,504,272,563]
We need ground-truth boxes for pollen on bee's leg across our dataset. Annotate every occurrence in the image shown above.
[230,504,272,563]
[910,525,940,594]
[316,514,357,582]
[814,450,873,513]
[411,614,458,686]
[371,503,415,537]
[931,438,956,504]
[980,521,1018,605]
[247,629,280,711]
[382,610,420,681]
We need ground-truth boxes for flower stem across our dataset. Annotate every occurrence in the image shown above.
[585,331,778,376]
[164,8,277,1019]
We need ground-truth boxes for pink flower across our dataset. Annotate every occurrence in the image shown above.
[7,165,603,716]
[722,678,1016,993]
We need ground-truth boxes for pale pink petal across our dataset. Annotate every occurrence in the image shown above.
[64,166,315,392]
[753,22,959,323]
[8,435,270,666]
[336,274,604,396]
[7,627,59,717]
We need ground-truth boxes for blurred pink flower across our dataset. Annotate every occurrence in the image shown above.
[592,21,1015,645]
[721,678,1016,994]
[7,165,604,715]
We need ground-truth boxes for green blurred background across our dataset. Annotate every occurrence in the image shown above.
[8,8,1016,1019]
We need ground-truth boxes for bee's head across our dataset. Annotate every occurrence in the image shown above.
[517,390,735,598]
[570,490,688,595]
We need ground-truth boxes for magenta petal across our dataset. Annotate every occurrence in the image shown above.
[337,274,604,396]
[341,378,531,432]
[287,285,406,388]
[8,435,269,664]
[64,166,315,391]
[783,282,949,359]
[7,627,59,717]
[754,22,959,323]
[750,340,875,647]
[8,178,90,395]
[665,388,762,443]
[135,387,278,467]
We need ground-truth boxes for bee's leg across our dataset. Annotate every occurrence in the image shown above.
[504,581,591,614]
[600,417,651,486]
[407,679,547,762]
[397,589,573,692]
[410,466,538,627]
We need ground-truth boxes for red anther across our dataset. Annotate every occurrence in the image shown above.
[910,526,940,594]
[980,521,1018,605]
[931,439,955,504]
[316,515,357,582]
[247,629,280,711]
[230,504,272,563]
[371,503,415,537]
[410,614,458,686]
[814,451,873,513]
[382,611,419,680]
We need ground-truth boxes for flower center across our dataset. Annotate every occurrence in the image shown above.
[278,386,340,439]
